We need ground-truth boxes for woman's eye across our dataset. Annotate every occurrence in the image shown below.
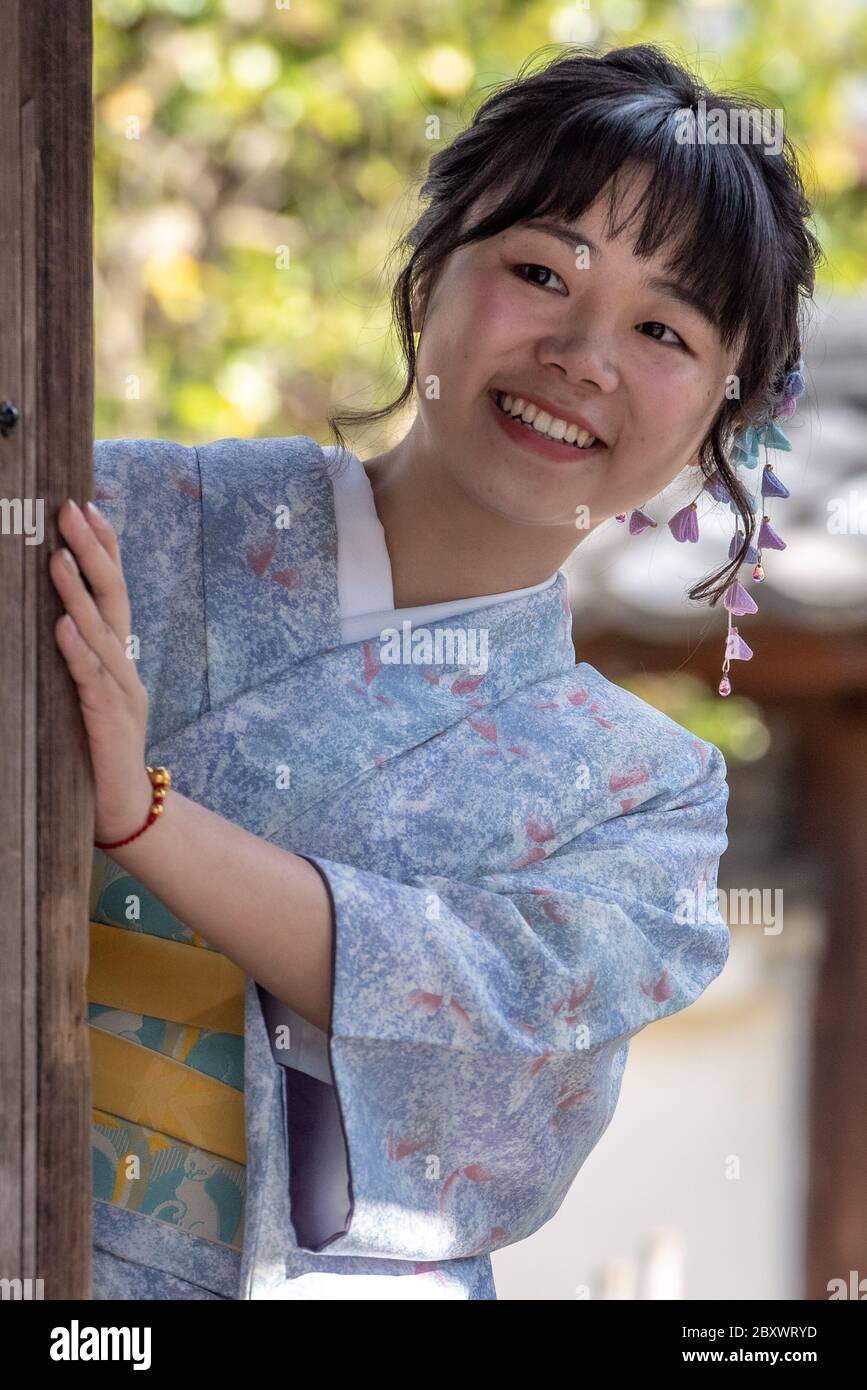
[638,320,687,349]
[513,263,568,294]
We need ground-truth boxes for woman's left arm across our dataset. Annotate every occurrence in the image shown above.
[51,497,334,1034]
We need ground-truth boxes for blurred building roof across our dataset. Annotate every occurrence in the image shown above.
[565,293,867,641]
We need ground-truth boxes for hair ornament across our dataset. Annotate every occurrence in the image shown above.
[612,357,804,697]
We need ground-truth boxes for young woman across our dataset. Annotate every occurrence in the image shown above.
[54,44,820,1300]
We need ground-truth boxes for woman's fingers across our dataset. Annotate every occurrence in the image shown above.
[83,499,123,566]
[49,532,140,701]
[56,498,132,645]
[53,608,128,706]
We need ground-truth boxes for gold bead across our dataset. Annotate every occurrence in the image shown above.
[152,802,165,816]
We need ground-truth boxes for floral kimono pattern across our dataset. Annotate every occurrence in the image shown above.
[88,433,730,1300]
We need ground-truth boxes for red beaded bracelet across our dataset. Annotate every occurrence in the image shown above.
[94,765,172,850]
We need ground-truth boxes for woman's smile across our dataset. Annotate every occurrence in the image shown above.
[487,388,610,463]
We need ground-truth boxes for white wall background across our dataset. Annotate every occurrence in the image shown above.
[491,910,821,1301]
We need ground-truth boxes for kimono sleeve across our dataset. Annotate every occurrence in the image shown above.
[292,747,730,1263]
[93,437,209,747]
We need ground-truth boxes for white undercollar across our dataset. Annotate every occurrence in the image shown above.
[324,445,559,644]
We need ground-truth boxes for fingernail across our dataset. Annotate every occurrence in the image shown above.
[85,500,102,520]
[61,547,78,573]
[65,498,81,517]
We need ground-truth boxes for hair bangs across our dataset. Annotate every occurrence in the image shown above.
[457,109,783,366]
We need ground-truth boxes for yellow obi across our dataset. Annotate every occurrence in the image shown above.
[88,853,248,1250]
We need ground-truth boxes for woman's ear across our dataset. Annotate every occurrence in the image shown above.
[410,273,430,335]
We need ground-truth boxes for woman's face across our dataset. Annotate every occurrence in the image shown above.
[411,166,739,533]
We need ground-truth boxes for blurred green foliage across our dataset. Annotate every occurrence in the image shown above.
[619,673,771,762]
[93,0,865,761]
[93,0,866,444]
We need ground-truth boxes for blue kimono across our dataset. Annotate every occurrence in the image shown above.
[88,434,730,1299]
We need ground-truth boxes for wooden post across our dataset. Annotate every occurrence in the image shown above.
[0,2,94,1299]
[803,702,867,1296]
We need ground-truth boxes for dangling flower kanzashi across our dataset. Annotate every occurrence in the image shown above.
[668,501,700,543]
[717,358,803,695]
[611,357,804,698]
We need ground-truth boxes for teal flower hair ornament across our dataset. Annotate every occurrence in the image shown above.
[730,417,794,469]
[613,357,805,696]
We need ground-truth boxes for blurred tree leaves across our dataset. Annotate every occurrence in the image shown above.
[94,0,866,442]
[620,673,771,763]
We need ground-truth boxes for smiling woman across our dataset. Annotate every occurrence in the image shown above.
[334,43,820,612]
[65,41,822,1302]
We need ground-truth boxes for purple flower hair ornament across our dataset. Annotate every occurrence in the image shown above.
[610,357,804,697]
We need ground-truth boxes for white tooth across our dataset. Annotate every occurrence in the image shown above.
[532,411,552,433]
[520,403,537,423]
[502,394,513,411]
[548,418,567,440]
[564,423,579,444]
[510,397,526,416]
[574,428,593,447]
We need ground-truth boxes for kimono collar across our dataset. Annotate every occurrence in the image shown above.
[196,434,577,712]
[197,435,343,709]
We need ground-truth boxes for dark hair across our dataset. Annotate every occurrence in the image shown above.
[327,41,823,605]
